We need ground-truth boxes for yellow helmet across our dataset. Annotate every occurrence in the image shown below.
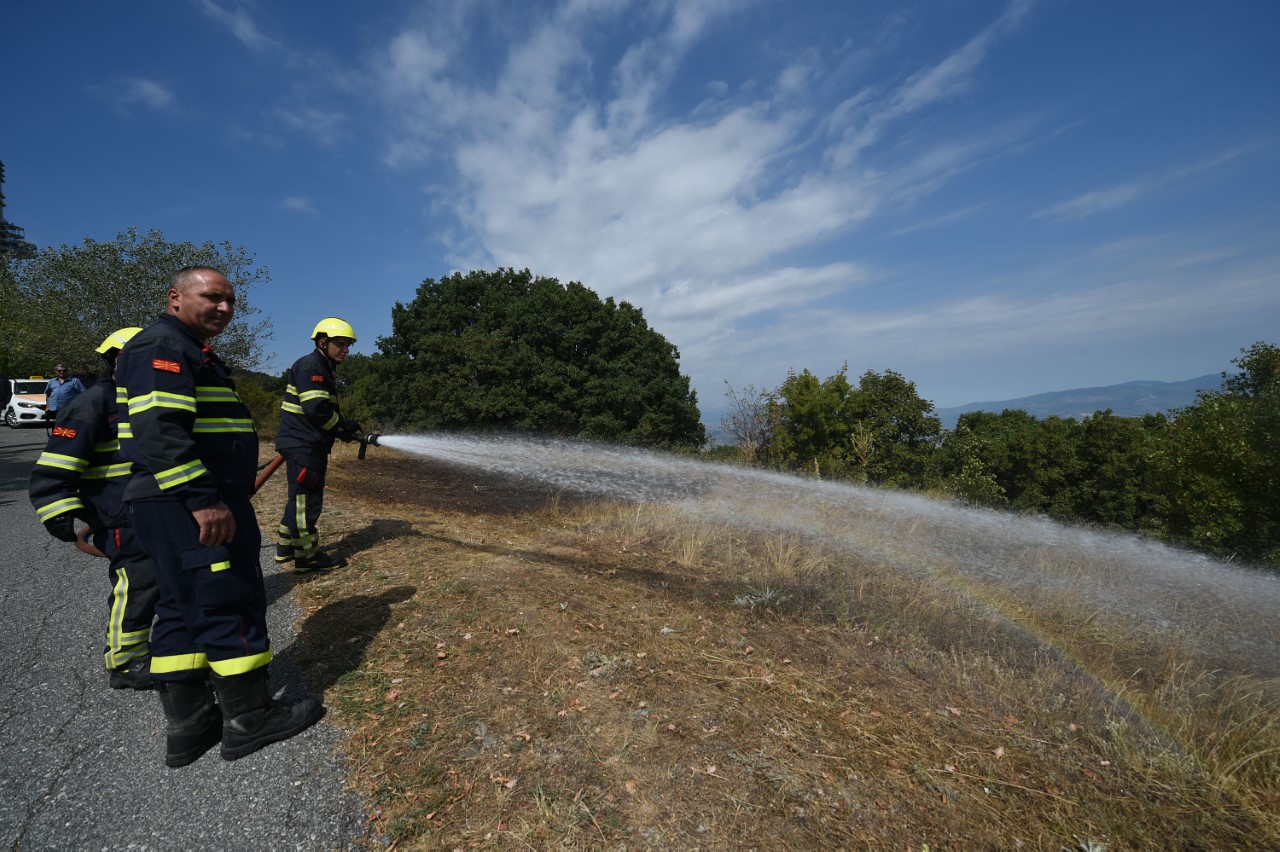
[311,317,357,342]
[95,327,143,354]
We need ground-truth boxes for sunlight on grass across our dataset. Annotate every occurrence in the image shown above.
[298,445,1280,848]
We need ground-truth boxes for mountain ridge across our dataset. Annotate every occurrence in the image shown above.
[935,373,1222,429]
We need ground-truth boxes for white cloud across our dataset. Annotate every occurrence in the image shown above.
[1036,146,1251,221]
[90,77,174,113]
[1036,181,1149,220]
[271,106,348,147]
[198,0,274,51]
[282,196,318,214]
[684,236,1280,410]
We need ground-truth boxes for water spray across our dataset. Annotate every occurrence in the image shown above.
[373,432,1280,681]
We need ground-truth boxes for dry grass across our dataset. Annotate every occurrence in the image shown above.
[259,444,1280,849]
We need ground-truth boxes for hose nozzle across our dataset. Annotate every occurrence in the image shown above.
[357,432,381,460]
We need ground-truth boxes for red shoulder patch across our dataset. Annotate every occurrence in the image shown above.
[52,426,78,438]
[310,374,327,383]
[153,359,182,373]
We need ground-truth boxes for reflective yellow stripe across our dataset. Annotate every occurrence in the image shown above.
[128,390,197,414]
[151,652,210,675]
[195,386,242,403]
[106,565,130,666]
[281,401,304,415]
[93,440,121,453]
[117,423,133,438]
[192,418,256,433]
[299,389,332,402]
[36,497,87,521]
[208,649,273,677]
[155,459,207,489]
[295,493,318,558]
[36,452,89,472]
[210,560,231,573]
[83,462,134,479]
[321,411,340,431]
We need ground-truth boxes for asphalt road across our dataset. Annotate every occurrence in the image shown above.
[0,425,366,850]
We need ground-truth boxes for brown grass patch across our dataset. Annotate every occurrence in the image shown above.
[254,443,1280,849]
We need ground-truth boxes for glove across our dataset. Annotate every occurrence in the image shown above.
[44,514,78,543]
[336,417,362,442]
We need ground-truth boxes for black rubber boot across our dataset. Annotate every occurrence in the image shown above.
[156,678,222,768]
[211,669,325,761]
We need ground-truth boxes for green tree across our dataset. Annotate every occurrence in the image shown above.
[1062,410,1166,530]
[769,368,856,475]
[768,365,940,486]
[846,369,941,488]
[1,227,272,373]
[1151,342,1280,563]
[938,410,1081,514]
[357,268,704,447]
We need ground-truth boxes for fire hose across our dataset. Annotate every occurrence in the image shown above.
[72,433,382,558]
[252,432,381,494]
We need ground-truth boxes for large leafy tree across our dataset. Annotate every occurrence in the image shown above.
[768,368,856,475]
[767,365,940,487]
[1151,342,1280,563]
[358,268,704,447]
[938,409,1080,514]
[1,227,272,373]
[1062,410,1166,529]
[846,368,942,488]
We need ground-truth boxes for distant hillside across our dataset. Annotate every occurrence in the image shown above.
[935,374,1222,430]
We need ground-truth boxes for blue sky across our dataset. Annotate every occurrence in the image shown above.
[3,0,1277,418]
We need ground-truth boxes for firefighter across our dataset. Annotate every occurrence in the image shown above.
[116,265,323,767]
[28,326,158,691]
[273,317,361,572]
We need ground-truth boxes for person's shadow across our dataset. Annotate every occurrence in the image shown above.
[284,584,417,692]
[262,518,427,607]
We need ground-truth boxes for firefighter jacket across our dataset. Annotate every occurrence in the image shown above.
[275,347,343,453]
[115,313,258,511]
[28,379,131,529]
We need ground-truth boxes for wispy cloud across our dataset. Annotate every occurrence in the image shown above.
[198,0,274,50]
[89,77,174,114]
[282,196,317,215]
[889,203,990,237]
[1036,146,1251,221]
[271,106,348,147]
[362,0,1047,405]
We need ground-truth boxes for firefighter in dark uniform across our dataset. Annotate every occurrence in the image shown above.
[274,318,360,572]
[28,327,158,690]
[116,265,323,767]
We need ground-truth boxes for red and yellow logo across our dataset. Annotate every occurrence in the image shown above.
[153,359,182,373]
[52,426,78,439]
[310,374,326,383]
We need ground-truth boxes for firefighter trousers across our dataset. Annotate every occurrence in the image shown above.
[129,494,271,683]
[276,449,328,560]
[95,526,159,670]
